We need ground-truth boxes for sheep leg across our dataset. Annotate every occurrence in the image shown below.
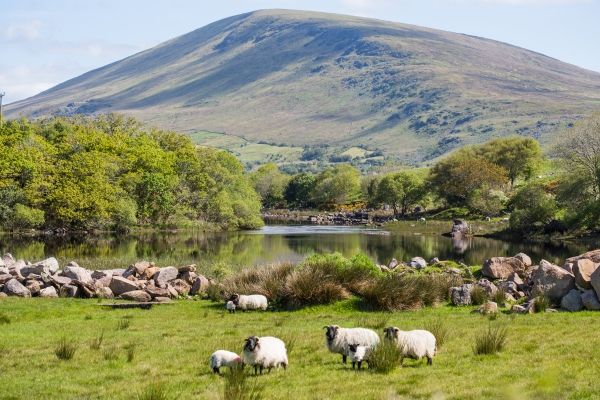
[357,361,362,370]
[281,362,287,370]
[254,365,258,375]
[259,366,264,375]
[267,367,272,373]
[400,356,404,367]
[427,357,433,366]
[342,355,347,364]
[212,367,220,374]
[352,361,356,369]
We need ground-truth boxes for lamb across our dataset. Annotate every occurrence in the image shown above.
[324,325,380,364]
[348,343,373,370]
[229,293,268,311]
[226,300,236,313]
[209,350,243,374]
[383,326,436,366]
[242,336,288,374]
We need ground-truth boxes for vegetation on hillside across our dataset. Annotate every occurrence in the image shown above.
[0,115,262,232]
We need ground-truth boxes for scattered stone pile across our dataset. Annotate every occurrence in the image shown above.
[0,253,212,302]
[450,250,600,313]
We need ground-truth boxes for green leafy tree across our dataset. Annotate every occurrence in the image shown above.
[250,163,290,209]
[509,183,557,232]
[476,136,542,186]
[376,172,427,216]
[312,164,362,208]
[284,173,316,209]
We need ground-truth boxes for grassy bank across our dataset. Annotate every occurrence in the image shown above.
[1,298,599,399]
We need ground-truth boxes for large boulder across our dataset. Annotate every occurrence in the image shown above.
[51,274,72,287]
[132,261,154,276]
[482,257,526,279]
[21,257,60,276]
[3,279,31,297]
[409,257,427,270]
[530,260,575,303]
[121,290,151,302]
[62,262,93,284]
[170,279,191,296]
[566,249,600,264]
[1,253,15,268]
[590,267,600,300]
[145,286,171,299]
[96,286,114,299]
[477,279,498,295]
[450,284,473,306]
[514,253,532,268]
[154,266,178,287]
[59,284,80,298]
[582,290,600,311]
[450,219,470,238]
[109,276,139,296]
[190,275,211,296]
[0,273,13,284]
[39,286,59,298]
[560,289,583,312]
[573,259,599,290]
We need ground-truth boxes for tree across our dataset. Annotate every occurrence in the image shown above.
[284,173,316,209]
[428,150,508,207]
[312,164,361,208]
[509,183,557,233]
[476,136,542,186]
[376,172,426,216]
[249,163,290,209]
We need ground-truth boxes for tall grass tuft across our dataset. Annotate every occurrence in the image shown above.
[0,312,11,325]
[356,315,389,330]
[136,383,171,400]
[369,340,403,374]
[283,264,350,308]
[103,346,119,361]
[492,289,507,306]
[54,337,77,360]
[89,331,104,350]
[424,318,450,349]
[125,343,136,362]
[223,366,263,400]
[117,317,131,330]
[473,324,508,355]
[470,286,488,306]
[533,295,550,313]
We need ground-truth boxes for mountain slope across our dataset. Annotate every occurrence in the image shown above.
[7,9,600,162]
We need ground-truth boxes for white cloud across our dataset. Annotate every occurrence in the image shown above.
[4,20,42,41]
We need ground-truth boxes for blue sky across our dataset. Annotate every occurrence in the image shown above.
[1,0,599,104]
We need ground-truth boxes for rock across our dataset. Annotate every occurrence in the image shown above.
[59,284,80,298]
[560,289,584,312]
[388,258,399,270]
[530,260,575,303]
[409,257,427,270]
[511,304,530,314]
[0,292,7,298]
[2,253,15,267]
[190,275,211,296]
[39,286,58,298]
[62,262,93,284]
[153,296,172,303]
[530,260,575,304]
[26,280,41,296]
[145,286,171,299]
[91,270,112,280]
[590,267,600,300]
[133,261,154,276]
[51,274,72,287]
[514,253,532,268]
[178,264,196,274]
[573,259,598,290]
[96,286,114,299]
[0,273,13,284]
[109,276,139,296]
[3,279,31,297]
[497,280,517,294]
[154,266,178,287]
[429,257,440,265]
[37,257,60,274]
[477,279,498,295]
[450,284,473,306]
[94,276,112,288]
[505,293,516,302]
[450,219,470,238]
[477,301,498,315]
[180,271,198,285]
[562,262,574,274]
[170,279,191,296]
[141,266,160,280]
[166,284,179,298]
[121,290,151,302]
[566,249,600,264]
[482,257,526,279]
[71,280,96,298]
[0,266,8,275]
[581,290,600,311]
[447,267,462,275]
[508,272,524,286]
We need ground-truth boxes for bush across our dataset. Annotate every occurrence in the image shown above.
[509,183,557,233]
[424,318,450,348]
[533,295,550,313]
[223,367,263,400]
[7,204,45,229]
[492,289,507,306]
[55,337,77,360]
[470,286,489,306]
[369,341,403,374]
[283,264,349,308]
[473,324,508,355]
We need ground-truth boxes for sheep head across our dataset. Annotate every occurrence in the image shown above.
[229,293,240,305]
[244,336,259,352]
[383,326,400,341]
[323,325,340,342]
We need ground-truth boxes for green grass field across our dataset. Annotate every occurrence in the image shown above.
[1,298,599,399]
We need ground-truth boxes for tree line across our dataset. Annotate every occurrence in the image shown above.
[0,115,263,231]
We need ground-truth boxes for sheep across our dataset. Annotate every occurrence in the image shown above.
[209,350,243,374]
[383,326,436,366]
[229,293,268,311]
[226,300,236,313]
[348,343,374,370]
[242,336,288,374]
[323,325,380,364]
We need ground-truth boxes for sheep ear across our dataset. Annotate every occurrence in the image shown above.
[323,326,329,329]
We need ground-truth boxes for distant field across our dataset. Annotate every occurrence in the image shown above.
[1,299,598,399]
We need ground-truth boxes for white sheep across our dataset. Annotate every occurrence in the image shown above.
[383,326,436,366]
[242,336,288,374]
[348,343,373,369]
[226,300,236,313]
[229,293,268,311]
[209,350,243,374]
[324,325,380,364]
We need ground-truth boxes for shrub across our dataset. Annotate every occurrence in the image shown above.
[217,263,295,302]
[89,332,104,350]
[470,286,488,306]
[223,367,263,400]
[424,318,450,349]
[369,340,403,374]
[283,264,349,308]
[473,324,508,355]
[492,289,507,306]
[0,313,11,325]
[55,337,77,360]
[136,383,171,400]
[7,204,45,229]
[533,295,550,313]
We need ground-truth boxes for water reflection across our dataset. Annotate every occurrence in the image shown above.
[0,226,598,270]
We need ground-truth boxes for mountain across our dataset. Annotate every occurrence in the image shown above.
[7,9,600,163]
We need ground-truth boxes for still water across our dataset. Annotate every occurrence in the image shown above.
[1,225,598,270]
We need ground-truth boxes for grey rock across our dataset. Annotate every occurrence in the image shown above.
[26,280,41,296]
[177,264,196,274]
[190,274,211,296]
[430,257,440,265]
[59,284,80,298]
[450,284,473,306]
[91,270,112,280]
[477,278,498,295]
[180,271,198,285]
[508,272,524,286]
[450,219,470,238]
[497,280,517,294]
[51,274,72,287]
[153,296,172,303]
[560,289,583,312]
[62,262,93,284]
[3,279,31,297]
[132,261,153,276]
[39,286,58,298]
[121,290,151,302]
[530,260,575,303]
[511,304,530,314]
[566,249,600,264]
[581,290,600,311]
[0,266,9,275]
[2,253,15,267]
[154,266,178,287]
[482,257,526,279]
[388,258,399,270]
[563,262,574,274]
[145,286,171,299]
[170,279,191,296]
[409,257,427,270]
[573,259,598,290]
[514,253,532,267]
[109,276,139,296]
[0,273,13,284]
[96,286,114,299]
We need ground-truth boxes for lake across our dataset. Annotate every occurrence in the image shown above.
[1,225,598,271]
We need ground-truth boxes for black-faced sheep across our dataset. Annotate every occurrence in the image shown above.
[229,293,268,311]
[242,336,288,374]
[324,325,380,364]
[383,326,436,365]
